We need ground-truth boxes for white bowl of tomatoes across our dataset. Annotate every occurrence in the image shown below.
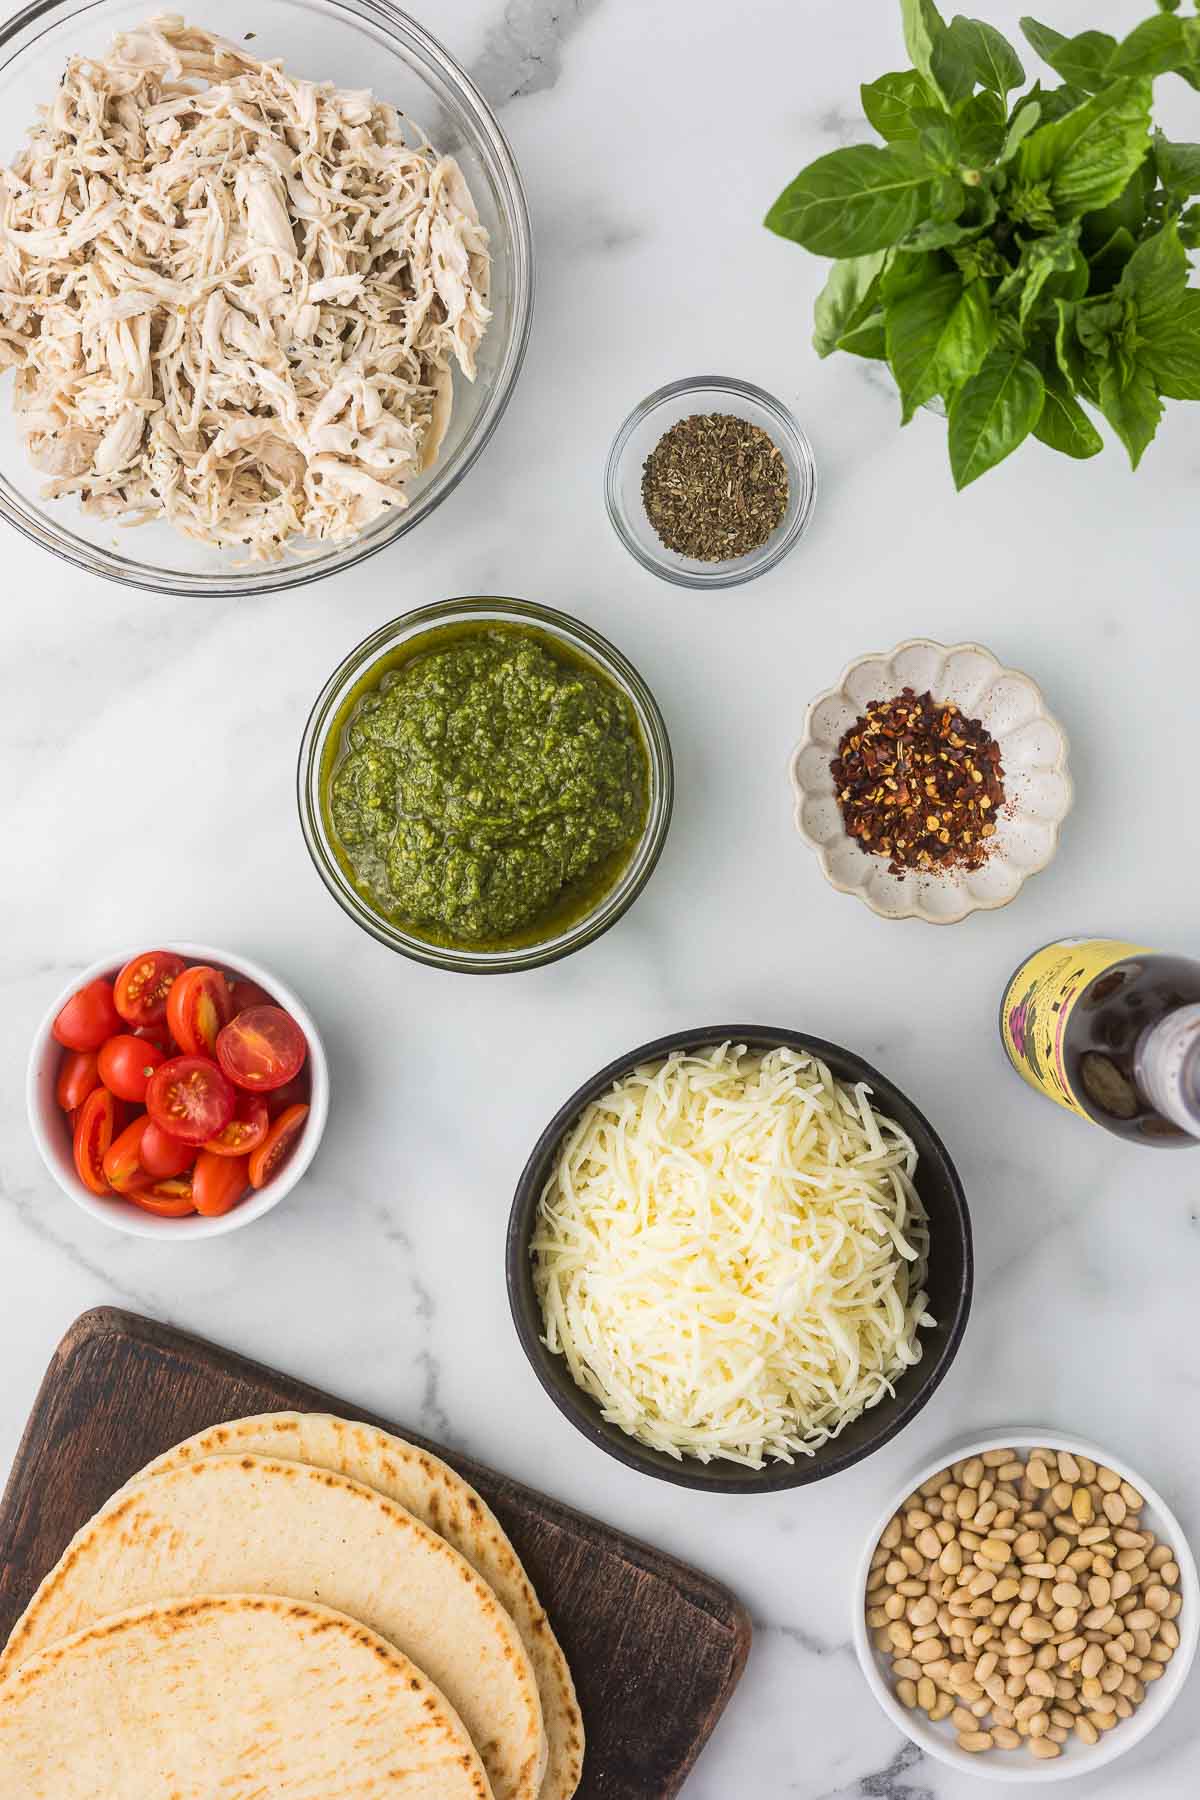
[27,943,329,1238]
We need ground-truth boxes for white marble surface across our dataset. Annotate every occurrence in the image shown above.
[1,1,1198,1795]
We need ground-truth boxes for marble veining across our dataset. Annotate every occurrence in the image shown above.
[1,2,1199,1797]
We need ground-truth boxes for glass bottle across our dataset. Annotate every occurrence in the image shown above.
[1000,938,1200,1145]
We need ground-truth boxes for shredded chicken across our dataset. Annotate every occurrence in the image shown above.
[0,14,490,559]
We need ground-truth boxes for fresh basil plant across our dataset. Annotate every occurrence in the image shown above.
[766,1,1200,486]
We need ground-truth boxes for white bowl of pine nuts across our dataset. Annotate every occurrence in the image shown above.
[854,1433,1198,1782]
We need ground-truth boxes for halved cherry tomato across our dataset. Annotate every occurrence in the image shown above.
[53,979,122,1052]
[166,965,234,1057]
[127,1178,196,1218]
[204,1095,269,1157]
[73,1087,118,1195]
[56,1050,101,1112]
[146,1055,235,1145]
[97,1034,166,1103]
[102,1115,154,1195]
[132,1025,170,1052]
[140,1120,197,1180]
[228,977,275,1017]
[192,1149,251,1217]
[248,1103,309,1189]
[216,1006,307,1093]
[113,951,186,1028]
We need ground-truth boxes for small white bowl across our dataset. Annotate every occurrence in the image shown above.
[790,639,1072,923]
[27,941,329,1239]
[854,1431,1199,1783]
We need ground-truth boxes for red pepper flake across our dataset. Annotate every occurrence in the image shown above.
[830,687,1006,876]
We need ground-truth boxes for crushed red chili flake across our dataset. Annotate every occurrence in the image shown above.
[830,687,1006,875]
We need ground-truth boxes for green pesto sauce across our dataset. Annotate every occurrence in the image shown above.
[321,621,649,950]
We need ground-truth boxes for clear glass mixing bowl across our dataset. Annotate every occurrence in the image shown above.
[0,0,533,595]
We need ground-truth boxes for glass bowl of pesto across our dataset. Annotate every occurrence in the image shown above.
[298,598,674,972]
[605,376,818,589]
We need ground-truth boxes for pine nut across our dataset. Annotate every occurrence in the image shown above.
[896,1678,917,1708]
[992,1727,1020,1748]
[957,1731,993,1752]
[917,1676,936,1711]
[1030,1736,1061,1759]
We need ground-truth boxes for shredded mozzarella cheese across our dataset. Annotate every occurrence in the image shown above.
[531,1043,935,1468]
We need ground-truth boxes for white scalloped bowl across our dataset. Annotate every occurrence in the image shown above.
[790,640,1073,924]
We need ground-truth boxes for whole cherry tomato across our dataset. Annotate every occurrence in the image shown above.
[228,977,275,1017]
[53,979,122,1052]
[56,1050,101,1112]
[113,951,186,1028]
[216,1006,306,1093]
[248,1103,309,1189]
[97,1034,166,1103]
[192,1150,251,1217]
[139,1121,197,1180]
[146,1056,235,1145]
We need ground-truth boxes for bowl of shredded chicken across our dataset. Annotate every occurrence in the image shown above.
[0,6,530,588]
[509,1029,972,1491]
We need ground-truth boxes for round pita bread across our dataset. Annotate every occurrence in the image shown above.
[0,1593,492,1798]
[132,1413,583,1800]
[0,1455,544,1800]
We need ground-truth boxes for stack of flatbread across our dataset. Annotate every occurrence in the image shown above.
[0,1413,584,1798]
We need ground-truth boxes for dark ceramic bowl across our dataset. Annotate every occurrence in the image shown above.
[506,1025,972,1492]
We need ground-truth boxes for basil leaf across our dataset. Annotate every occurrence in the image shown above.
[949,349,1045,488]
[1155,131,1200,198]
[1088,226,1138,292]
[1119,219,1190,333]
[955,90,1008,164]
[765,143,938,256]
[1156,0,1182,13]
[1139,287,1200,398]
[1029,82,1092,124]
[1018,19,1117,93]
[813,251,889,357]
[919,124,962,173]
[1018,225,1087,327]
[902,187,997,251]
[861,70,941,142]
[886,272,995,419]
[838,313,889,360]
[1108,13,1194,81]
[1099,360,1163,468]
[881,250,945,305]
[1055,300,1100,401]
[938,279,999,390]
[947,16,1025,96]
[1018,79,1153,220]
[1035,364,1104,458]
[902,0,975,107]
[887,271,965,419]
[1000,101,1041,162]
[1081,162,1155,253]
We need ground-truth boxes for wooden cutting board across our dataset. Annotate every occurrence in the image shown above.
[0,1308,750,1798]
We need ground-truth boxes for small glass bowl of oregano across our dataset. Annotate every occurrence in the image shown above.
[605,376,818,588]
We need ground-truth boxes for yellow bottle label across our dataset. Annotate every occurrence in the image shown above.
[1001,940,1153,1119]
